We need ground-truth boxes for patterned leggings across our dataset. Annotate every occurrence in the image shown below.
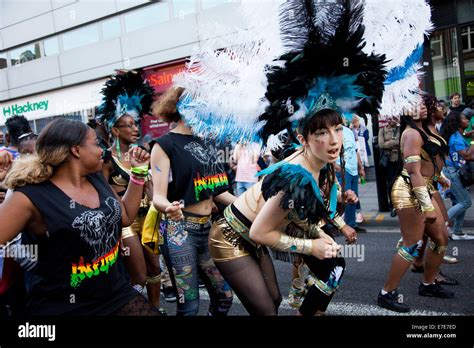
[162,216,233,316]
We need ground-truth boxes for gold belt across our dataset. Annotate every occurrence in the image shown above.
[223,206,256,247]
[183,214,211,224]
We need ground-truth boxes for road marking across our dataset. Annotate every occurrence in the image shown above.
[197,289,462,316]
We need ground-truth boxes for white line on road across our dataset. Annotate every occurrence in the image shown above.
[198,289,462,316]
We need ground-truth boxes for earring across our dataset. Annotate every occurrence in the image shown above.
[116,138,121,161]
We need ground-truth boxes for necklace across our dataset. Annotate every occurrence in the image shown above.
[303,150,320,179]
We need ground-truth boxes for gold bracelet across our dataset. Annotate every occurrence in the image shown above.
[332,215,346,230]
[412,186,435,212]
[404,155,421,164]
[272,234,313,255]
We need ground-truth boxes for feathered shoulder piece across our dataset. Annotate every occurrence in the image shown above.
[97,70,155,132]
[257,160,338,224]
[258,0,387,142]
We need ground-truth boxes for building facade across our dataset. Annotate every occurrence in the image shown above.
[425,0,474,104]
[0,0,244,135]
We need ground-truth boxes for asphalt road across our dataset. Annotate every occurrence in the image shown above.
[158,230,474,316]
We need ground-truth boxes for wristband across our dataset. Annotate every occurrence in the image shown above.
[404,155,421,164]
[131,166,149,178]
[130,175,145,186]
[272,234,313,255]
[332,215,347,230]
[412,186,435,212]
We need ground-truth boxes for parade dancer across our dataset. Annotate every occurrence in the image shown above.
[378,105,455,313]
[409,94,458,286]
[169,0,386,315]
[150,87,235,316]
[97,71,164,309]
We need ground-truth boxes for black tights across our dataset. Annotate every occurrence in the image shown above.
[215,250,282,316]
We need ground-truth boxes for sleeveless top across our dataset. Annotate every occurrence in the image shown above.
[155,132,229,206]
[15,172,136,316]
[108,156,130,196]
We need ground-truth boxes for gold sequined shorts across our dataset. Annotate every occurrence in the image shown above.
[122,215,146,239]
[209,219,251,262]
[391,175,436,211]
[209,205,261,262]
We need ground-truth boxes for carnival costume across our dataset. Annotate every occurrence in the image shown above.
[97,71,161,286]
[172,0,387,315]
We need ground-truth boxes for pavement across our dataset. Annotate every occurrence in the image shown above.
[158,230,473,316]
[356,167,474,230]
[155,167,473,316]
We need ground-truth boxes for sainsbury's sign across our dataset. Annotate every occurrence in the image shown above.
[143,63,186,93]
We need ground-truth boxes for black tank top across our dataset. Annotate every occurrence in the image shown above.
[15,172,136,316]
[155,133,229,206]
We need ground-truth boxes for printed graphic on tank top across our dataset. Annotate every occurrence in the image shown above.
[15,172,135,315]
[155,133,229,206]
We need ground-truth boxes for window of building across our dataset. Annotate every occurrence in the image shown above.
[124,2,170,33]
[431,33,443,59]
[43,37,59,56]
[28,120,36,133]
[461,25,474,52]
[462,24,474,100]
[0,52,7,69]
[430,27,462,102]
[62,24,100,51]
[9,43,41,66]
[34,114,82,133]
[173,0,196,18]
[102,17,121,40]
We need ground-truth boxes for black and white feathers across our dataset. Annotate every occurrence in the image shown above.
[97,70,155,130]
[258,0,386,142]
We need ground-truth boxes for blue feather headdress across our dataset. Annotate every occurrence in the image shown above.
[97,71,155,133]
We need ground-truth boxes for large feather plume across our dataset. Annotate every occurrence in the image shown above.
[362,0,433,118]
[258,0,386,142]
[173,0,285,144]
[362,0,433,70]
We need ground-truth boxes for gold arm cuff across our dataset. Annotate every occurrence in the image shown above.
[333,215,346,230]
[428,240,448,255]
[404,155,421,164]
[412,186,435,212]
[272,234,313,255]
[146,274,162,284]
